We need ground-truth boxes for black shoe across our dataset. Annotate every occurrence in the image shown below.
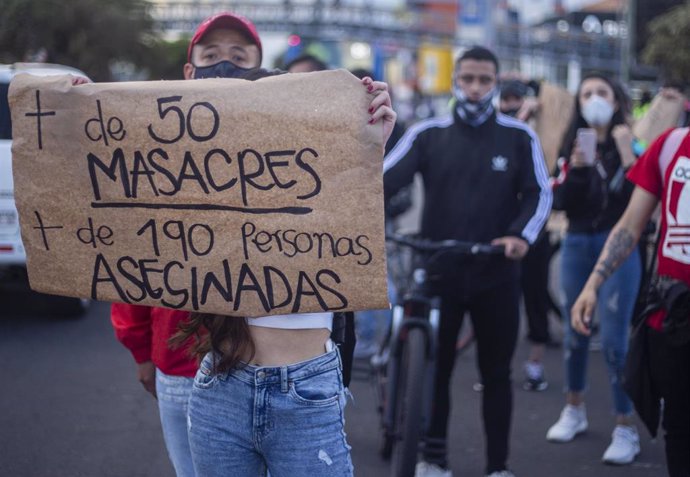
[523,376,548,392]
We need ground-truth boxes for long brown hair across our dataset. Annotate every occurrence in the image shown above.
[171,313,255,374]
[170,67,287,373]
[559,72,631,160]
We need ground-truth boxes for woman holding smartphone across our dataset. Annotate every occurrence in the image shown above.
[546,73,642,465]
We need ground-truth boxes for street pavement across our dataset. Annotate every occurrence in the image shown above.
[0,291,667,477]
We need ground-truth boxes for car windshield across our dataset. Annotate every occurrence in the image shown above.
[0,82,11,140]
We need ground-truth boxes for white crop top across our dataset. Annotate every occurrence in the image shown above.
[246,312,334,331]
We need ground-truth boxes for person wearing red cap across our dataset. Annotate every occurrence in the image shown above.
[183,11,262,80]
[111,11,263,477]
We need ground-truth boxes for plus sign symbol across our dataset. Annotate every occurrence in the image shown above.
[32,211,63,251]
[24,90,56,150]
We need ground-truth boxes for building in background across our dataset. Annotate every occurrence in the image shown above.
[150,0,457,123]
[148,0,684,118]
[487,0,628,91]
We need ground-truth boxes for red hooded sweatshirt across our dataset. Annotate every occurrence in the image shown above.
[110,304,197,377]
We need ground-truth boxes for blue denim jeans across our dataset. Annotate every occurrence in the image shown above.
[355,278,397,352]
[156,369,196,477]
[188,350,353,477]
[560,231,641,415]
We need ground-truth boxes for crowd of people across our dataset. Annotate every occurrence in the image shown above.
[96,10,689,477]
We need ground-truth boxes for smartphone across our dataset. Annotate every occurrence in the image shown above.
[576,128,597,166]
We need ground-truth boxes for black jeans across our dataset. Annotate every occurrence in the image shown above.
[423,280,520,474]
[649,329,690,477]
[521,233,552,344]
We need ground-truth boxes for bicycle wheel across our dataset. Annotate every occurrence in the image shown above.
[373,350,394,460]
[391,327,427,477]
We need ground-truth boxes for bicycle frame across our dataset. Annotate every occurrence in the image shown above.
[374,233,504,473]
[384,287,441,436]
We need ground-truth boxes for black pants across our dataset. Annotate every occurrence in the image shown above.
[423,281,520,474]
[521,233,552,344]
[649,330,690,477]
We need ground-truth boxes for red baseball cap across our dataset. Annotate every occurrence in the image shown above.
[187,12,262,63]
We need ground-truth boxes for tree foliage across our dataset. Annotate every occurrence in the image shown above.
[0,0,159,81]
[642,1,690,85]
[148,37,190,81]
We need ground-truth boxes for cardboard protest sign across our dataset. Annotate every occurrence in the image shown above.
[534,82,574,173]
[9,70,388,317]
[633,93,685,145]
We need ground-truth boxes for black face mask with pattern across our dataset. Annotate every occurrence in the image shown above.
[193,61,253,79]
[453,84,496,127]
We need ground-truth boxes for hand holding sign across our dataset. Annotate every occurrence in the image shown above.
[9,70,389,317]
[361,76,396,148]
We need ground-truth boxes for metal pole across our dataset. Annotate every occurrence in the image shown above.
[486,0,496,48]
[621,0,636,84]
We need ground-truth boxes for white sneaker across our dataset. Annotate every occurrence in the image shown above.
[415,461,452,477]
[546,404,588,442]
[486,471,516,477]
[369,347,389,368]
[602,425,640,465]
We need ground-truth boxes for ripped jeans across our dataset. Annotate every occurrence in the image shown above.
[187,349,353,477]
[560,231,641,415]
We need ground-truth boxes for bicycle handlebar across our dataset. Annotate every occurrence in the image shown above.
[386,233,505,256]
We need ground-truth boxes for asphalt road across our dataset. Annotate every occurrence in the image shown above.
[0,290,667,477]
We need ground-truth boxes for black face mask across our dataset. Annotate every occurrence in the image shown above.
[502,108,520,118]
[193,61,253,79]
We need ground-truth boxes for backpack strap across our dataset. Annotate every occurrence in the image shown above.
[331,311,356,388]
[659,127,689,186]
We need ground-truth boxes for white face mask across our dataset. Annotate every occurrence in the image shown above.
[581,95,615,127]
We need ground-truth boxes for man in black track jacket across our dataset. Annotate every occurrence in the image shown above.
[383,47,552,477]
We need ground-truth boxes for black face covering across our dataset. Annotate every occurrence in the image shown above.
[193,60,253,79]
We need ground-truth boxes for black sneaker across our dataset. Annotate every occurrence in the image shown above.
[523,362,548,392]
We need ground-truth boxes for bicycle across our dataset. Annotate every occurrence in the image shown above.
[372,233,504,477]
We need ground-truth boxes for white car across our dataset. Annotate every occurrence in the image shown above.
[0,63,90,316]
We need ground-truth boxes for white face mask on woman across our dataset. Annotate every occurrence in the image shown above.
[581,95,615,127]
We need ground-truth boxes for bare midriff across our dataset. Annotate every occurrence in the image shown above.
[242,327,331,367]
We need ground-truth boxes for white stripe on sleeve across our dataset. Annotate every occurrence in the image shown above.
[383,115,453,173]
[496,114,553,244]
